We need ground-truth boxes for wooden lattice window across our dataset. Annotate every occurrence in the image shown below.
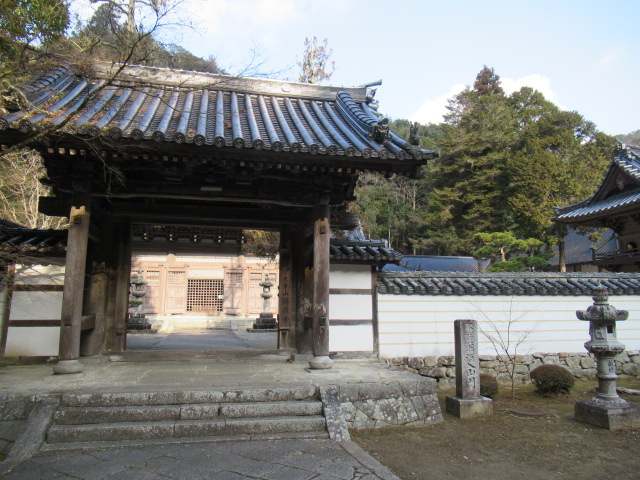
[188,269,224,279]
[145,270,160,284]
[186,279,224,312]
[249,272,262,285]
[226,271,243,284]
[167,270,186,283]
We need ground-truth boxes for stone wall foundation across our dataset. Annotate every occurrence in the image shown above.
[386,350,640,385]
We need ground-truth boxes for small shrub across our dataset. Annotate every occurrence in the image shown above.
[480,373,499,398]
[530,364,574,394]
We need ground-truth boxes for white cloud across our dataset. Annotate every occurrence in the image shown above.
[410,83,466,125]
[501,74,562,107]
[411,74,564,125]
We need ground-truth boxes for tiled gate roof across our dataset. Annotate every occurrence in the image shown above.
[0,63,435,165]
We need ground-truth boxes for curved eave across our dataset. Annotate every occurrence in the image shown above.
[0,64,436,173]
[554,189,640,224]
[0,225,67,255]
[613,144,640,181]
[555,145,640,221]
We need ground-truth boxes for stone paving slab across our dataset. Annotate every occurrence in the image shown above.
[0,358,421,396]
[0,438,400,480]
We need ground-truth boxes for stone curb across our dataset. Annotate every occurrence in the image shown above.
[1,395,59,475]
[339,440,402,480]
[320,385,350,441]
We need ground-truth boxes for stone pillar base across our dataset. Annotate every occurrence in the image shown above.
[53,359,84,375]
[575,399,640,430]
[253,312,277,330]
[309,355,333,370]
[446,395,493,418]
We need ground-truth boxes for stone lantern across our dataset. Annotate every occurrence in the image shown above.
[575,286,639,429]
[128,269,151,331]
[253,273,277,330]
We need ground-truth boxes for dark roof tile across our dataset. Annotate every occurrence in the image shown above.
[329,239,402,265]
[0,223,67,254]
[556,145,640,221]
[378,272,640,296]
[1,63,436,166]
[383,255,491,272]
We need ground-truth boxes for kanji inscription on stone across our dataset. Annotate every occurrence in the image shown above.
[454,319,480,399]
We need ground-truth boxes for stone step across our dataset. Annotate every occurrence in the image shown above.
[41,431,330,452]
[60,386,317,407]
[220,400,323,419]
[46,415,327,444]
[53,400,324,425]
[108,349,293,363]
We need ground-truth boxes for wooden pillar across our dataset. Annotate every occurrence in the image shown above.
[113,220,132,352]
[103,218,132,353]
[53,191,91,374]
[309,198,333,369]
[103,218,120,352]
[277,227,295,350]
[371,264,380,357]
[289,225,312,354]
[80,234,110,357]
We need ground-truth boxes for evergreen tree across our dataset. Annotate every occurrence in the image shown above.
[354,66,616,261]
[473,65,504,95]
[0,0,69,68]
[433,68,517,253]
[506,89,615,241]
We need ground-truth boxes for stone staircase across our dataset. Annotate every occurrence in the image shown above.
[44,386,328,448]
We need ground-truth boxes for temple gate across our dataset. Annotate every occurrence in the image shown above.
[0,62,433,372]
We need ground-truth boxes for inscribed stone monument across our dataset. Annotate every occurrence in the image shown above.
[446,319,493,418]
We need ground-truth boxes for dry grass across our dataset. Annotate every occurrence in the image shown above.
[352,378,640,480]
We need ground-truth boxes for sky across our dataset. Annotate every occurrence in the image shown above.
[71,0,639,136]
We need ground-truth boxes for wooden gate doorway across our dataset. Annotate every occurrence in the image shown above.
[128,224,280,350]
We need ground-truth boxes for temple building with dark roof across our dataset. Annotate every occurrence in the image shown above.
[547,227,617,272]
[383,255,490,273]
[555,145,640,272]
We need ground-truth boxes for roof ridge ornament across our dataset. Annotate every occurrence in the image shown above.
[371,118,390,143]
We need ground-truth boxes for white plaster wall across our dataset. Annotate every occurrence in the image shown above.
[14,263,64,285]
[10,292,63,320]
[329,264,371,289]
[329,294,372,319]
[330,325,373,352]
[329,264,374,351]
[378,294,640,358]
[4,260,64,357]
[4,327,60,356]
